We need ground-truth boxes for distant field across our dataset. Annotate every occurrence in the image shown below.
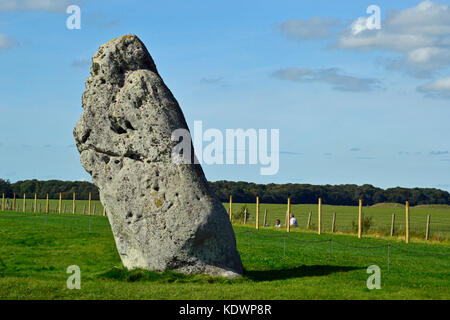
[224,202,450,241]
[2,197,450,240]
[0,211,449,299]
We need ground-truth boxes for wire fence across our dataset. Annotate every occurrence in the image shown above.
[3,197,450,238]
[232,207,450,241]
[3,196,450,243]
[234,230,450,273]
[0,197,105,215]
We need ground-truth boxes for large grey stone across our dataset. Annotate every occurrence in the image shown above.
[73,35,243,278]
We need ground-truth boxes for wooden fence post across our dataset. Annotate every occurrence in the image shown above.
[391,213,395,236]
[23,194,26,213]
[263,209,267,227]
[1,193,4,211]
[405,201,410,244]
[73,192,76,214]
[13,193,16,211]
[307,211,312,229]
[332,212,336,233]
[229,195,232,223]
[425,214,430,241]
[318,198,322,235]
[255,196,260,230]
[34,193,37,213]
[286,198,291,232]
[88,192,92,215]
[358,199,363,238]
[58,193,62,214]
[243,208,247,225]
[45,194,49,214]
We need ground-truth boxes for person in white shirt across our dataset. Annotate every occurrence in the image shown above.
[290,214,298,228]
[274,219,281,227]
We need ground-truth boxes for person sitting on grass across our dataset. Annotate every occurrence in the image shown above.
[290,214,298,228]
[275,219,281,227]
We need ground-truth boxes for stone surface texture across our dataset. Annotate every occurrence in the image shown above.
[73,35,243,277]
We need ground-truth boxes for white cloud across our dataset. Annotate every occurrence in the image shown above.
[0,33,17,49]
[0,0,74,12]
[407,47,441,64]
[417,77,450,98]
[336,1,450,76]
[351,17,371,36]
[338,32,435,52]
[200,77,224,84]
[388,0,450,35]
[71,58,91,68]
[271,67,382,92]
[276,17,340,40]
[430,150,449,155]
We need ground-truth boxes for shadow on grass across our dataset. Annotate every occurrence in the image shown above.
[245,265,362,282]
[98,264,361,284]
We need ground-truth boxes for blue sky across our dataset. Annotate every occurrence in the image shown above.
[0,0,449,191]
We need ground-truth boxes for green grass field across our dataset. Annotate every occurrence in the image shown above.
[0,210,449,299]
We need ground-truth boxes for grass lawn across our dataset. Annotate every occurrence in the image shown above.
[0,211,449,299]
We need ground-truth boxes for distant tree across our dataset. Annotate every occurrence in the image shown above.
[1,178,449,205]
[0,179,12,197]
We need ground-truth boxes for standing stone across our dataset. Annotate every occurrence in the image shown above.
[73,35,243,277]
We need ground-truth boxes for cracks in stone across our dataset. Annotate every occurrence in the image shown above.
[109,116,129,134]
[82,144,146,163]
[126,211,133,225]
[124,149,143,162]
[102,155,111,164]
[81,129,91,143]
[108,114,136,135]
[135,213,143,222]
[167,256,198,270]
[125,210,144,225]
[110,123,127,134]
[82,145,121,158]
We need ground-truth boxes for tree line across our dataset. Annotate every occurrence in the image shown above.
[1,178,449,206]
[0,179,99,200]
[209,181,450,206]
